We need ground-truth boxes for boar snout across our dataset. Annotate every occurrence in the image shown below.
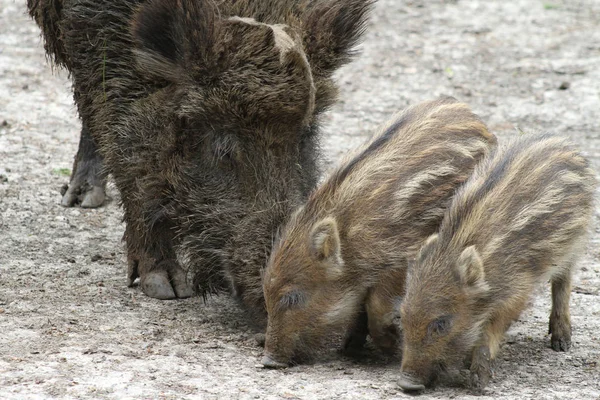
[397,372,426,392]
[261,353,290,369]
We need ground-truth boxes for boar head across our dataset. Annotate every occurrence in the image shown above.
[129,0,372,313]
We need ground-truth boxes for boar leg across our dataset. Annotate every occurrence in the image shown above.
[125,220,194,300]
[549,269,572,351]
[60,122,107,208]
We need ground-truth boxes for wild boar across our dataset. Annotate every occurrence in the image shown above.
[27,0,374,320]
[262,97,497,367]
[397,133,597,392]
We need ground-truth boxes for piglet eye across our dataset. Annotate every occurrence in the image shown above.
[279,290,307,309]
[427,315,453,337]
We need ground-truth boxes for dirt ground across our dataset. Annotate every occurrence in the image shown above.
[1,0,599,398]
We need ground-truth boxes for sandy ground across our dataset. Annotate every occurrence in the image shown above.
[1,0,599,398]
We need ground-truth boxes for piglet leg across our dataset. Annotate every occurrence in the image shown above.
[549,268,572,352]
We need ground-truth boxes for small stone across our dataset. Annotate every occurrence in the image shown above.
[254,333,266,347]
[558,81,570,90]
[91,254,102,262]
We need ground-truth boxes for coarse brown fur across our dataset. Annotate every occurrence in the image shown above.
[27,0,374,322]
[262,97,497,366]
[398,133,597,392]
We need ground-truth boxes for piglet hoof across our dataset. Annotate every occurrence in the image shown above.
[343,332,367,355]
[549,317,571,352]
[371,325,400,354]
[141,270,177,300]
[469,346,492,393]
[397,373,425,392]
[343,311,369,356]
[551,334,571,352]
[261,354,289,369]
[468,370,488,394]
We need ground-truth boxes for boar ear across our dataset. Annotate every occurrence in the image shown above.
[302,0,374,77]
[309,217,343,267]
[456,246,488,291]
[131,0,218,82]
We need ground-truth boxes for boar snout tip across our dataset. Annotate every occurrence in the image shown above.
[398,373,426,392]
[261,354,289,369]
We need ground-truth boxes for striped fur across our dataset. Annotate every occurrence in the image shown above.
[398,133,597,391]
[261,97,497,366]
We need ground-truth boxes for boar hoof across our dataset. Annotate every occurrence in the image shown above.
[167,265,195,298]
[133,261,194,300]
[61,182,106,208]
[397,374,425,392]
[261,354,289,369]
[141,271,177,300]
[139,266,194,300]
[80,186,106,208]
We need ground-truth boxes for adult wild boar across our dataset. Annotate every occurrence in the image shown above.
[27,0,374,320]
[262,98,497,367]
[397,134,596,392]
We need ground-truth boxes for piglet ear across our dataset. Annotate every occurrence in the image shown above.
[456,246,488,291]
[131,0,218,82]
[416,234,439,262]
[309,217,343,270]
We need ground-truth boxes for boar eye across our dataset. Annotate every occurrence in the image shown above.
[279,290,307,309]
[427,315,453,337]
